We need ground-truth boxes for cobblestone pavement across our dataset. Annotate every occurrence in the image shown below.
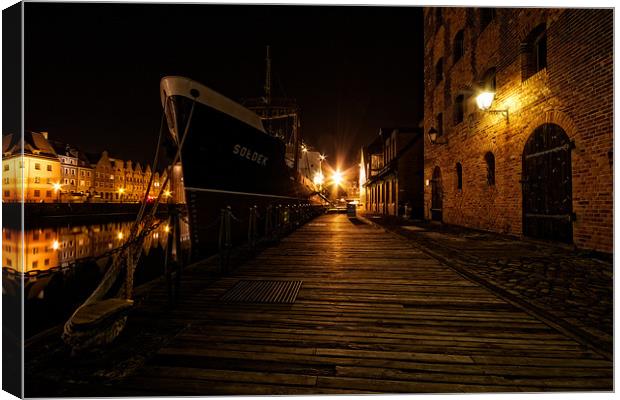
[361,213,613,358]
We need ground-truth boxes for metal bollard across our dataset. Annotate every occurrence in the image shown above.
[218,206,232,273]
[265,204,273,238]
[248,205,258,250]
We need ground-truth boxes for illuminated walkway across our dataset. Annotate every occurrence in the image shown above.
[114,213,612,394]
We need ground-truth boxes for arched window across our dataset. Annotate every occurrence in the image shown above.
[480,8,496,31]
[521,24,547,81]
[456,162,463,190]
[435,58,444,86]
[485,152,496,186]
[454,94,464,124]
[453,30,465,63]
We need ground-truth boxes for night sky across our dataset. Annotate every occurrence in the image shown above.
[24,3,423,168]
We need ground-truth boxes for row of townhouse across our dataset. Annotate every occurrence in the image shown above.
[2,131,177,203]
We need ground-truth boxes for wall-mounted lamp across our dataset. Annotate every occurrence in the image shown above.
[476,91,509,122]
[427,127,448,145]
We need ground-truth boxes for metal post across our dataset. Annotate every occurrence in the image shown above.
[265,205,272,238]
[248,205,258,250]
[218,207,232,273]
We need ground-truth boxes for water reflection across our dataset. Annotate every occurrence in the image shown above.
[2,217,190,337]
[2,219,189,273]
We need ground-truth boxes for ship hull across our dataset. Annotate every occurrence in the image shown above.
[160,76,318,257]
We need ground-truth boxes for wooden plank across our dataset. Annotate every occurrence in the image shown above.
[112,213,612,395]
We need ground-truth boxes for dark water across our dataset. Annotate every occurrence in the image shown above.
[2,217,190,338]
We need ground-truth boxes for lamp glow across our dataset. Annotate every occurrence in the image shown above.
[52,183,61,191]
[332,170,343,186]
[52,240,60,250]
[313,172,324,186]
[476,91,495,110]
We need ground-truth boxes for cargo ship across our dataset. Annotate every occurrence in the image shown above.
[160,74,318,256]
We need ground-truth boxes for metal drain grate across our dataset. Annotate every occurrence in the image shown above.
[220,280,303,304]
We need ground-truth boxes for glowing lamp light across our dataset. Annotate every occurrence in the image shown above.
[476,91,495,110]
[118,188,125,194]
[164,225,170,233]
[117,232,124,240]
[475,91,509,122]
[52,240,60,250]
[313,172,324,186]
[319,154,326,161]
[332,170,344,186]
[52,183,62,191]
[164,190,172,198]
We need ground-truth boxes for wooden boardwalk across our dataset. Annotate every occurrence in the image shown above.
[116,214,612,395]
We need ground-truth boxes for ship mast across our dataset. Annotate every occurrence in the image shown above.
[264,45,272,106]
[243,46,302,173]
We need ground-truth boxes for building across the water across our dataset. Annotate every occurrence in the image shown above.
[2,131,175,204]
[2,131,62,203]
[423,7,612,253]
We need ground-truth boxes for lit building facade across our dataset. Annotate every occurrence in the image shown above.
[90,150,171,203]
[361,128,424,217]
[423,7,612,252]
[2,131,62,203]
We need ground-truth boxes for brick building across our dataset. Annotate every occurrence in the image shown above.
[361,127,424,218]
[423,7,612,252]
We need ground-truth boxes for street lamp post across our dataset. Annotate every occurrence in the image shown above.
[52,183,62,203]
[118,187,125,203]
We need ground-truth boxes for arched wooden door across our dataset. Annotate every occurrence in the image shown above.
[431,166,442,221]
[522,123,573,243]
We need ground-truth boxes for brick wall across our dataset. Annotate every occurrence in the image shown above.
[423,7,613,253]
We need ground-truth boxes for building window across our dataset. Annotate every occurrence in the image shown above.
[44,259,50,266]
[480,8,496,31]
[3,177,8,184]
[521,24,547,81]
[481,67,497,92]
[436,113,444,136]
[34,177,40,184]
[34,190,41,197]
[456,162,463,190]
[435,58,444,86]
[453,30,465,63]
[47,178,52,184]
[33,247,39,255]
[3,164,8,171]
[454,95,464,124]
[485,152,496,186]
[47,164,52,171]
[46,190,52,197]
[32,261,38,268]
[435,7,443,30]
[35,163,41,170]
[4,191,9,197]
